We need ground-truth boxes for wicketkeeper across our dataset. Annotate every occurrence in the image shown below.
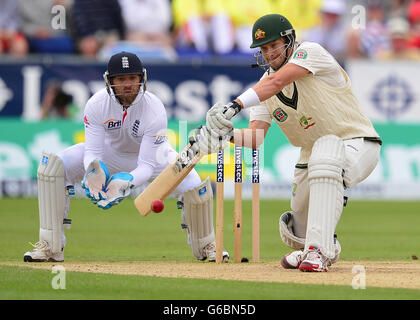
[24,51,229,263]
[190,14,382,272]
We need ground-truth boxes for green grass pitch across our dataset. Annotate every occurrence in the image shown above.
[1,197,420,301]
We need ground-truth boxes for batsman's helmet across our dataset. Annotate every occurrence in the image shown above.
[250,14,295,49]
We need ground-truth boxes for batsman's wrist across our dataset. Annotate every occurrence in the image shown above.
[237,88,261,109]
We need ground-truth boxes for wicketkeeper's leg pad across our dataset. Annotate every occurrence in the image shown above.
[38,152,67,254]
[182,177,215,260]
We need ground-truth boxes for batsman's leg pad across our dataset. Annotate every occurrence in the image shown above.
[182,177,215,260]
[38,152,66,254]
[306,135,345,259]
[279,211,305,250]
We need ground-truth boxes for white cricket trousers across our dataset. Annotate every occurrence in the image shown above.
[291,138,381,238]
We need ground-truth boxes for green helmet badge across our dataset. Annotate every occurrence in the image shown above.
[254,28,266,40]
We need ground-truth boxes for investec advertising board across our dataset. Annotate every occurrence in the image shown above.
[0,119,418,200]
[0,59,262,121]
[0,59,419,199]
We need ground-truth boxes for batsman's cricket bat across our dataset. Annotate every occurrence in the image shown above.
[134,144,203,216]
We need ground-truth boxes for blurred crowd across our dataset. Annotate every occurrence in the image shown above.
[1,0,420,62]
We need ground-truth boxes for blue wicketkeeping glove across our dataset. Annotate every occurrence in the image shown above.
[96,172,134,210]
[82,159,110,204]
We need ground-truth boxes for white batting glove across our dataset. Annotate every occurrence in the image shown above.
[189,125,230,156]
[174,126,230,173]
[82,159,109,203]
[206,101,241,138]
[97,172,134,210]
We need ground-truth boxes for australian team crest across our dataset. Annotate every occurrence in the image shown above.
[299,115,315,129]
[273,107,288,122]
[254,28,266,40]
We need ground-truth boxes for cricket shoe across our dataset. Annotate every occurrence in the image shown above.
[299,246,330,272]
[23,240,64,262]
[280,250,304,269]
[203,242,229,263]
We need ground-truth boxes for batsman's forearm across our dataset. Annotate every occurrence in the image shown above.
[252,63,311,102]
[234,74,285,108]
[252,74,287,102]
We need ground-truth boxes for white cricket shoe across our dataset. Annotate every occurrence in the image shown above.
[23,240,64,262]
[299,246,330,272]
[280,250,304,269]
[281,235,341,270]
[203,242,229,263]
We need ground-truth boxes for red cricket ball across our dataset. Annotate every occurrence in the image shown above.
[151,200,164,213]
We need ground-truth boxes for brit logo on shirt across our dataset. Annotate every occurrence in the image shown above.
[104,118,122,130]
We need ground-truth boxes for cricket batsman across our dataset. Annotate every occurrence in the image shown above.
[190,14,382,272]
[24,51,229,263]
